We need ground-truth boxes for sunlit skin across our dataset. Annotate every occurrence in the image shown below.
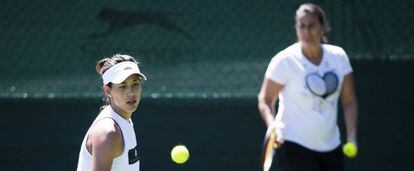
[105,74,143,120]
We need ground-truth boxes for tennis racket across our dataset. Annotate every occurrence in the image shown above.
[261,126,278,171]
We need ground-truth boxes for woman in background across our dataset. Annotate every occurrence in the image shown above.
[258,3,358,171]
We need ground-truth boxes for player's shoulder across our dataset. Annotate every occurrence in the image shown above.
[88,117,124,156]
[272,43,300,61]
[90,118,123,142]
[322,44,347,55]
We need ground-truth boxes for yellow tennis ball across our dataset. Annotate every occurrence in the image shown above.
[343,142,358,158]
[171,145,189,164]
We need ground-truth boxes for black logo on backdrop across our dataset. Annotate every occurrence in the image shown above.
[90,8,191,39]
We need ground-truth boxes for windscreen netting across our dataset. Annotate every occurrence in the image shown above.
[1,0,413,99]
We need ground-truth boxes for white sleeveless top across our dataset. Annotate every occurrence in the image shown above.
[77,105,140,171]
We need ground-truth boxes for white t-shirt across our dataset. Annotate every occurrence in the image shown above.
[77,105,140,171]
[265,43,353,152]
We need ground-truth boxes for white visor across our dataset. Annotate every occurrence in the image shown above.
[102,61,147,85]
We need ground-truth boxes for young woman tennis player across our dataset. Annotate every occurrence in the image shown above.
[77,54,147,171]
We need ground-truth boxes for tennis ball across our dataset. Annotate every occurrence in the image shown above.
[343,142,358,158]
[171,145,189,164]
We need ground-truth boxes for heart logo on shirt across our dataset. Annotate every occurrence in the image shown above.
[305,71,339,99]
